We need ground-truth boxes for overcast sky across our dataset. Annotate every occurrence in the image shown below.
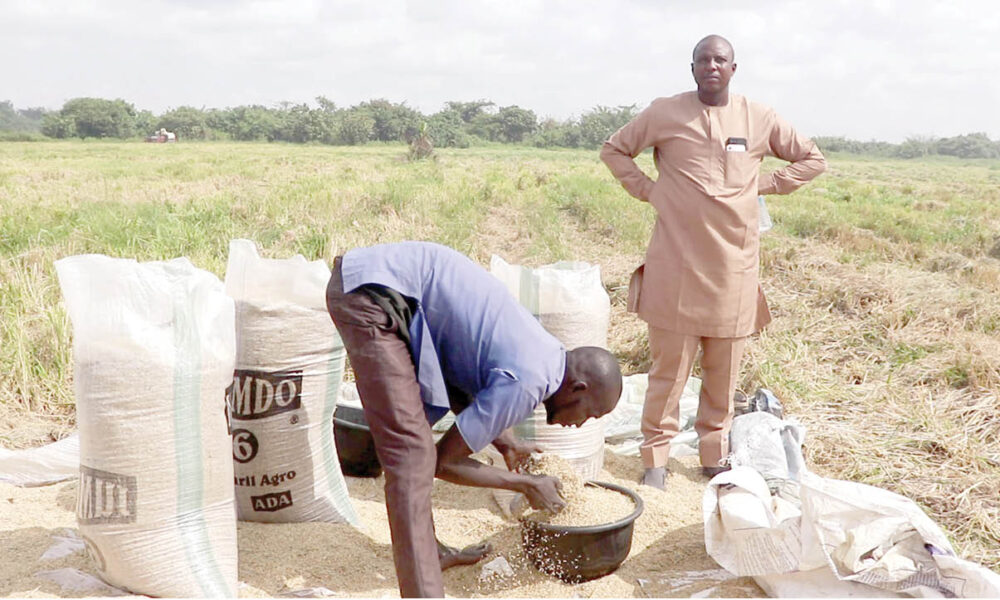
[3,0,998,142]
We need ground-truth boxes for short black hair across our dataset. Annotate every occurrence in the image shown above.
[692,35,735,62]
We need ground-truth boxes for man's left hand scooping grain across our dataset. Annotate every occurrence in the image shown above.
[326,241,623,598]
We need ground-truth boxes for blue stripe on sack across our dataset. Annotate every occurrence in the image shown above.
[321,330,361,526]
[518,266,541,317]
[173,288,232,597]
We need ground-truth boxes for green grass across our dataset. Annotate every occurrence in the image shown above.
[2,141,999,570]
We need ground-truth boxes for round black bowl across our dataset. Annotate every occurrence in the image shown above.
[333,405,382,478]
[519,481,644,583]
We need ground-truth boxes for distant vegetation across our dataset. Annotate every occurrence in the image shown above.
[2,97,999,158]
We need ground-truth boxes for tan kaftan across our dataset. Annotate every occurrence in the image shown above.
[601,91,826,338]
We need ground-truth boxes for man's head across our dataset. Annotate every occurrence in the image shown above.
[543,347,623,427]
[691,35,736,97]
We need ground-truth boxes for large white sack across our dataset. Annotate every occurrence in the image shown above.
[56,255,237,598]
[489,256,611,516]
[225,239,358,525]
[490,255,610,350]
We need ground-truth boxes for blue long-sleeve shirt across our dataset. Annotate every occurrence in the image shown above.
[340,242,566,452]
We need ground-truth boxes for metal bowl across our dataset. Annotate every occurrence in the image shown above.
[332,405,382,478]
[519,481,644,582]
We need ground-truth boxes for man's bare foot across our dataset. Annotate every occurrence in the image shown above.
[437,540,491,570]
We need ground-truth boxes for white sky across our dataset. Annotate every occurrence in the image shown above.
[2,0,998,142]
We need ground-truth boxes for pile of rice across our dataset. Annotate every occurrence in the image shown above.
[0,452,763,598]
[520,454,635,527]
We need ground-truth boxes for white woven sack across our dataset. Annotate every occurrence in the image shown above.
[489,255,610,350]
[56,255,237,598]
[489,255,610,516]
[225,239,358,525]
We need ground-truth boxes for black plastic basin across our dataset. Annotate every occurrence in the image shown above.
[333,405,382,478]
[519,481,644,583]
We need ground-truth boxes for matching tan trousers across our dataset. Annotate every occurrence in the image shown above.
[640,325,747,469]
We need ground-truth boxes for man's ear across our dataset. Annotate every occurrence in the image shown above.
[572,381,589,394]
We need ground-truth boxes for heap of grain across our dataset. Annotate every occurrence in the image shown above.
[521,454,634,527]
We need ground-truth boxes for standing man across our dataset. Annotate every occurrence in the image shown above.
[326,241,622,597]
[600,35,826,490]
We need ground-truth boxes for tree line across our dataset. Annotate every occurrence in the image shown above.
[2,98,999,158]
[0,97,636,150]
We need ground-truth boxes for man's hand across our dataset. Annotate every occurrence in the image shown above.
[436,425,564,513]
[494,437,542,472]
[521,474,566,513]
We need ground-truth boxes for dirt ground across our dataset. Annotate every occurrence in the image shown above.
[0,452,762,598]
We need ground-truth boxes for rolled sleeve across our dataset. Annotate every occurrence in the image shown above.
[454,369,540,453]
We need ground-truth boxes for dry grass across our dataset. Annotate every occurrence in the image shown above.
[752,229,1000,570]
[1,142,998,572]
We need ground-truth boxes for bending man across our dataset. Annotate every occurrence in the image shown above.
[326,241,622,597]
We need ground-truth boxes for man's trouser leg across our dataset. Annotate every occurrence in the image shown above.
[696,336,747,468]
[640,326,699,469]
[326,263,442,598]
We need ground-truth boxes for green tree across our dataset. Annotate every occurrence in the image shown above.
[896,137,933,159]
[0,101,46,132]
[315,96,338,113]
[158,106,209,140]
[532,118,582,148]
[357,99,422,142]
[427,109,470,148]
[494,105,537,143]
[579,105,637,148]
[338,110,375,145]
[220,105,281,141]
[56,97,142,139]
[934,133,999,159]
[40,113,76,138]
[444,100,495,124]
[468,111,501,142]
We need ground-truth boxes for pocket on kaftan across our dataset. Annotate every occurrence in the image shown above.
[723,151,757,188]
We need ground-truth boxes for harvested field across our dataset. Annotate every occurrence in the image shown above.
[2,143,999,579]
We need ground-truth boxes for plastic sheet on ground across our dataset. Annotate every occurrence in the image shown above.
[0,433,79,487]
[40,528,87,560]
[277,587,341,597]
[597,373,701,457]
[35,568,128,596]
[704,404,1000,598]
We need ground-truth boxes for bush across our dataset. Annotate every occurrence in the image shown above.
[158,106,210,140]
[427,110,470,148]
[579,105,637,148]
[0,100,46,132]
[338,111,375,145]
[57,98,143,139]
[0,130,47,142]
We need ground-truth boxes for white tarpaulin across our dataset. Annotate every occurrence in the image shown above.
[0,433,79,487]
[598,373,701,457]
[704,410,1000,598]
